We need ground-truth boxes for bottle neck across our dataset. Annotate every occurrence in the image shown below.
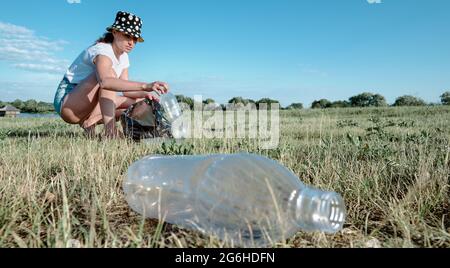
[289,187,346,233]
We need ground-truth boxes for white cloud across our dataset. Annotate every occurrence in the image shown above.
[0,21,70,74]
[12,63,67,74]
[0,22,33,36]
[67,0,82,4]
[367,0,382,4]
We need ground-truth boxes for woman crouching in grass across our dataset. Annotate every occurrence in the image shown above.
[53,11,169,139]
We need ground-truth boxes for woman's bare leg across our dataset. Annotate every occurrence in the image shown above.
[80,96,145,129]
[98,88,118,137]
[82,108,127,138]
[60,71,143,138]
[93,90,140,138]
[60,73,101,124]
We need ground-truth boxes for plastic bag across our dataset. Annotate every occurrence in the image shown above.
[120,98,173,141]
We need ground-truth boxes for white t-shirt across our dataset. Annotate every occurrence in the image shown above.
[64,42,130,84]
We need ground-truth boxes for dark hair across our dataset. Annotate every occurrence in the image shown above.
[95,32,114,44]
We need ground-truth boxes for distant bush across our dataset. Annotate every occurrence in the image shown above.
[393,95,427,106]
[441,91,450,105]
[0,99,55,113]
[311,99,351,109]
[176,95,195,110]
[349,92,387,107]
[311,99,331,109]
[256,98,280,109]
[328,100,351,108]
[286,103,304,110]
[228,97,255,105]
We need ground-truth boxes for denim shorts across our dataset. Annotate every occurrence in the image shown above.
[54,77,78,115]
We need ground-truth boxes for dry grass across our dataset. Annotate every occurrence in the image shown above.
[0,106,449,248]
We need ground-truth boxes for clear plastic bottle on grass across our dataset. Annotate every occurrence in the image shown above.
[123,153,346,247]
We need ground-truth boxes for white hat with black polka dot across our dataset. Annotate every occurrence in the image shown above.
[106,11,144,42]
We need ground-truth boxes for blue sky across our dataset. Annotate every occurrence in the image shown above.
[0,0,449,107]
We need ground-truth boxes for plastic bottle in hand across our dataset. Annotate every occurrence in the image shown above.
[159,92,182,123]
[159,92,188,138]
[123,153,346,247]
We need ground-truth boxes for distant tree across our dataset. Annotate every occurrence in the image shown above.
[228,97,256,106]
[349,92,387,107]
[11,99,23,110]
[23,99,38,113]
[349,92,372,107]
[256,98,279,104]
[0,99,55,113]
[175,95,184,102]
[441,91,450,105]
[256,98,280,109]
[185,98,195,110]
[286,103,304,110]
[370,94,388,107]
[311,99,331,109]
[328,100,351,108]
[36,101,55,113]
[393,95,427,106]
[203,98,221,110]
[203,98,215,105]
[176,95,194,110]
[228,97,246,104]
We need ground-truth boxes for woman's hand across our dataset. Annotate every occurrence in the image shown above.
[145,92,160,102]
[144,81,170,95]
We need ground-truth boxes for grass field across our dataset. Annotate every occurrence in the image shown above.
[0,106,449,248]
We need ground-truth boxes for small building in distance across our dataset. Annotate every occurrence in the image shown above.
[0,105,21,118]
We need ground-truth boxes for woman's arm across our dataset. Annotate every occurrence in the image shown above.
[94,55,169,94]
[123,91,156,99]
[120,68,160,100]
